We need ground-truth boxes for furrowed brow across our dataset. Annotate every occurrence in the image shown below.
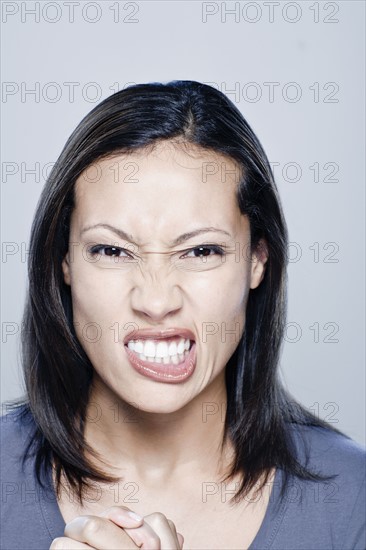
[81,223,135,243]
[170,227,232,246]
[80,224,231,246]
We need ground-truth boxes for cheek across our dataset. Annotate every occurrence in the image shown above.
[68,265,129,352]
[195,258,250,309]
[69,278,121,370]
[70,256,125,308]
[193,268,249,349]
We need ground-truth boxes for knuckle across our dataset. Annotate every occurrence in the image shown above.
[81,516,103,538]
[148,511,168,526]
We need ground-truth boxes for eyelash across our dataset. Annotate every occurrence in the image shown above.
[88,244,226,260]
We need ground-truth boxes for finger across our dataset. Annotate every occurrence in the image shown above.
[123,525,161,550]
[99,506,144,528]
[167,520,177,534]
[50,536,95,549]
[167,522,184,549]
[143,513,181,549]
[64,516,141,550]
[167,520,184,548]
[99,507,161,549]
[177,533,184,548]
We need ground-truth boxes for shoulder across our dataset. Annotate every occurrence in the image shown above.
[287,422,366,478]
[0,404,39,491]
[1,404,36,460]
[1,405,65,549]
[274,422,366,549]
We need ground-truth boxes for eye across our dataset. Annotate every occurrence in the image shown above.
[89,245,132,258]
[181,245,225,259]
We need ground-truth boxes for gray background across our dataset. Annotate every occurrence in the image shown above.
[1,1,365,445]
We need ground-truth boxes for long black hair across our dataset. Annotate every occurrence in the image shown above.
[14,80,347,504]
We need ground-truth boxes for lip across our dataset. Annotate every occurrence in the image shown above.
[123,327,196,344]
[124,341,197,384]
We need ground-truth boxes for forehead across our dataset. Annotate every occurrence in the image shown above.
[75,140,242,195]
[73,141,246,243]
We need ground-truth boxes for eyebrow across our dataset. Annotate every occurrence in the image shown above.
[80,223,232,246]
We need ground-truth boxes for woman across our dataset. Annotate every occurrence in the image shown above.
[1,80,365,550]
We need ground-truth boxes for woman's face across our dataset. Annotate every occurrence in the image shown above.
[62,141,267,413]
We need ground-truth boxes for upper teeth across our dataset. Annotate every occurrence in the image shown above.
[127,337,190,358]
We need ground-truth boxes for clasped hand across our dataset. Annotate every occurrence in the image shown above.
[49,506,184,549]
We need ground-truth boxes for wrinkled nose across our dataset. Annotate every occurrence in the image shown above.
[130,258,183,321]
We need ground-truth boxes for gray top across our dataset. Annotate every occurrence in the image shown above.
[1,406,365,550]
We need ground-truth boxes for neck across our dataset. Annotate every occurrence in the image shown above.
[84,371,234,486]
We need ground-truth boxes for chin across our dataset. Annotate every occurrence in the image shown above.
[118,387,196,416]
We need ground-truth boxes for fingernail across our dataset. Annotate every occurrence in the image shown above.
[127,511,143,522]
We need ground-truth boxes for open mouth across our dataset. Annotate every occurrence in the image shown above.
[124,337,196,383]
[125,336,193,364]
